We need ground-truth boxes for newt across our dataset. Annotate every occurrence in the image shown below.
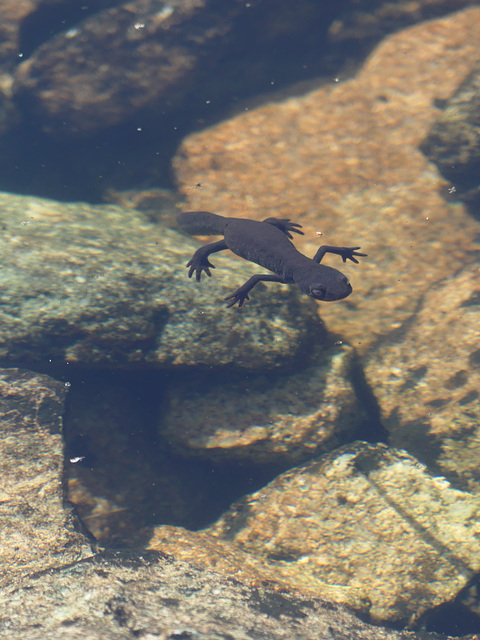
[178,210,366,308]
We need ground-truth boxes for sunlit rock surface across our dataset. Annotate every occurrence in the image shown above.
[202,442,480,626]
[148,525,370,613]
[173,8,480,349]
[365,263,480,492]
[0,368,92,588]
[0,548,437,640]
[0,368,442,639]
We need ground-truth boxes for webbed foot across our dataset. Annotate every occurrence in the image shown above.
[338,247,367,264]
[224,286,250,308]
[186,256,215,281]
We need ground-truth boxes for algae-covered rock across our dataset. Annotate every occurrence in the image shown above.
[0,191,321,368]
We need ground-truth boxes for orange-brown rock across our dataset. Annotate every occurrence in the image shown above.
[174,8,480,348]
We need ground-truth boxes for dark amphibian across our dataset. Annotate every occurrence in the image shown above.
[178,210,366,308]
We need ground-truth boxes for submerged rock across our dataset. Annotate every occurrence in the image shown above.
[161,343,365,464]
[148,524,370,613]
[173,8,480,349]
[13,0,239,134]
[204,442,480,626]
[11,0,339,138]
[421,59,480,207]
[0,368,92,588]
[0,548,436,640]
[0,372,428,640]
[0,191,320,368]
[365,263,480,492]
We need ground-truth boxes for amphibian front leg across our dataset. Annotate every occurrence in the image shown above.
[186,240,228,281]
[312,245,367,264]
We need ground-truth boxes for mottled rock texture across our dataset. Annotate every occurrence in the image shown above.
[365,263,480,491]
[148,525,370,613]
[0,368,92,588]
[1,0,476,201]
[0,369,446,639]
[11,0,342,137]
[0,548,446,640]
[205,442,480,626]
[173,8,480,348]
[10,0,475,136]
[0,191,320,367]
[161,344,365,463]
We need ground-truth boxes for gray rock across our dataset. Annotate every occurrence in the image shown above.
[365,264,480,492]
[0,191,320,367]
[0,367,92,589]
[208,442,480,626]
[421,59,480,205]
[13,0,242,134]
[161,343,365,463]
[0,548,443,640]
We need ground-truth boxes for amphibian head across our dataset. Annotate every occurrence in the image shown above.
[296,265,352,301]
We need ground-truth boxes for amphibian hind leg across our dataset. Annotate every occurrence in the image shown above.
[186,240,228,281]
[262,217,304,239]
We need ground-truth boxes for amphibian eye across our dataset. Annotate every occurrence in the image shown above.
[311,286,326,300]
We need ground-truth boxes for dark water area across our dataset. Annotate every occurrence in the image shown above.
[1,0,455,203]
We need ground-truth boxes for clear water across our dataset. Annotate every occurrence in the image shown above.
[2,1,480,636]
